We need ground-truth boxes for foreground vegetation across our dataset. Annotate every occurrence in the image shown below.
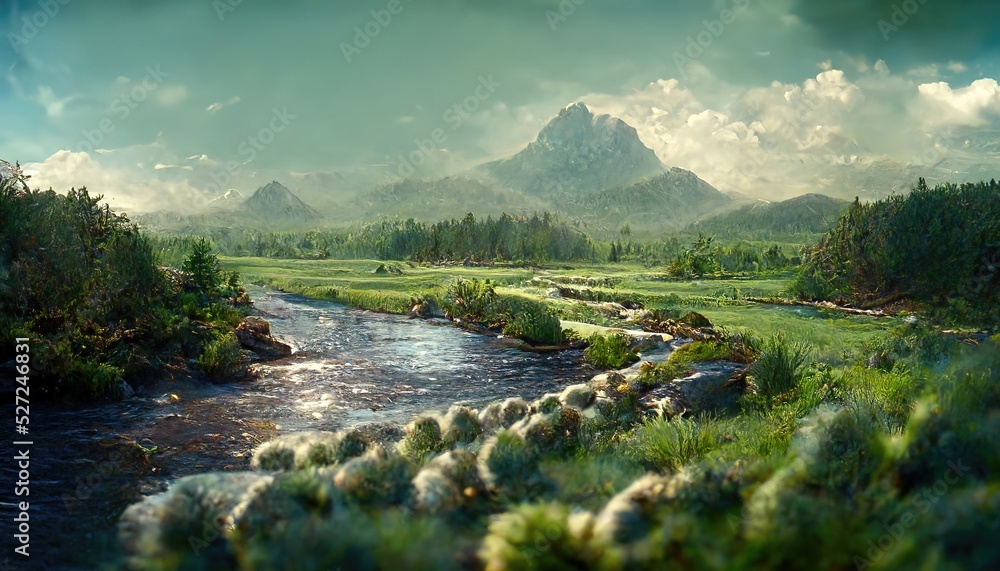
[8,173,997,567]
[109,178,1000,569]
[116,320,1000,570]
[0,179,250,398]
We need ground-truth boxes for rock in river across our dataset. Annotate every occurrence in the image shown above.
[235,316,292,360]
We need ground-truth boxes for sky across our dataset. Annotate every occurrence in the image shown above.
[2,0,999,212]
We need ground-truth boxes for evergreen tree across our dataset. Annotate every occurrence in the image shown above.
[183,238,221,294]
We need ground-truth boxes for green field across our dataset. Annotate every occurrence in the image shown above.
[223,257,893,364]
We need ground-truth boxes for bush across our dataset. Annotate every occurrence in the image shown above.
[497,293,566,346]
[401,416,446,461]
[479,429,545,499]
[748,334,811,406]
[66,359,125,399]
[585,332,639,370]
[631,416,719,473]
[333,448,415,507]
[480,503,614,570]
[196,332,245,381]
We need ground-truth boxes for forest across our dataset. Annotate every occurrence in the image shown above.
[793,179,1000,324]
[150,213,800,276]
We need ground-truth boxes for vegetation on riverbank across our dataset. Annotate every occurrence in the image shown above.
[109,178,1000,569]
[0,180,251,398]
[115,320,1000,570]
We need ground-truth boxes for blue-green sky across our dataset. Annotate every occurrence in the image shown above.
[3,0,999,210]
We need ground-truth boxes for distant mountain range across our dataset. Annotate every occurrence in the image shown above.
[341,102,734,234]
[689,193,850,239]
[139,103,885,238]
[138,181,322,232]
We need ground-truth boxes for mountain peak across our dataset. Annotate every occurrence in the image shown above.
[481,103,666,196]
[559,101,593,117]
[243,181,322,221]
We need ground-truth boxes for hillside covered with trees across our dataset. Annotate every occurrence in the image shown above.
[792,179,1000,323]
[0,178,251,399]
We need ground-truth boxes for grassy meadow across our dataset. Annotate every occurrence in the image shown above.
[223,256,892,364]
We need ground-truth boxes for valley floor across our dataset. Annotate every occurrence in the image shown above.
[107,258,1000,570]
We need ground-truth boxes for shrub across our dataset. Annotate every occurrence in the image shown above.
[497,293,566,345]
[333,448,415,507]
[252,431,343,471]
[748,333,811,406]
[66,359,125,399]
[585,332,639,370]
[479,429,545,499]
[631,416,719,473]
[441,406,483,447]
[196,332,245,382]
[480,503,614,571]
[445,278,498,321]
[401,416,446,461]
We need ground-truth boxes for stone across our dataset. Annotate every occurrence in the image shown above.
[235,317,292,360]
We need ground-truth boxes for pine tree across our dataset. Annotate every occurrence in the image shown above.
[183,238,221,294]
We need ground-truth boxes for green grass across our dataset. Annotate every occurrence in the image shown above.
[195,331,245,381]
[631,415,720,473]
[223,258,892,360]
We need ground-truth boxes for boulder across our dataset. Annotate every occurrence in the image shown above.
[644,362,747,416]
[235,317,292,360]
[678,312,713,328]
[409,298,445,319]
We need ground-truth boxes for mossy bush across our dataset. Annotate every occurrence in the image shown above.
[196,331,245,382]
[631,416,720,473]
[480,503,616,571]
[585,332,639,370]
[479,429,547,500]
[401,416,447,461]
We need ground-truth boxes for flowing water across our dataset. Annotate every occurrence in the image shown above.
[1,290,592,569]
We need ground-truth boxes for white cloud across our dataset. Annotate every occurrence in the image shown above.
[916,78,1000,127]
[26,150,210,213]
[572,68,999,199]
[206,96,241,113]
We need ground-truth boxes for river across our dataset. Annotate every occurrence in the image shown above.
[1,290,593,569]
